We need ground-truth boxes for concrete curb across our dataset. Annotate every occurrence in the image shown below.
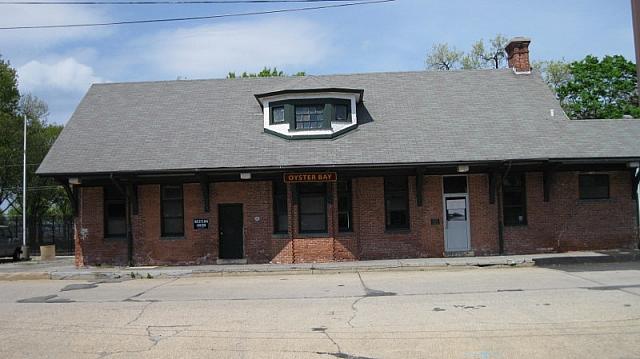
[3,261,534,281]
[0,272,51,281]
[1,251,637,281]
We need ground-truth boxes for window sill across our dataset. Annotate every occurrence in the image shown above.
[296,232,331,238]
[272,233,289,239]
[384,228,411,234]
[104,236,127,241]
[289,127,331,132]
[578,198,611,202]
[160,236,185,240]
[504,224,528,228]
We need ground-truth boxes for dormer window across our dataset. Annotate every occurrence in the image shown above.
[267,99,352,131]
[256,87,363,140]
[335,104,349,122]
[272,106,285,124]
[295,105,325,129]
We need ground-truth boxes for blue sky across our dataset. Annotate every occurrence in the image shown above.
[0,0,635,124]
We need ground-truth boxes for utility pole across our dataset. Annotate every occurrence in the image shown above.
[21,115,29,260]
[633,0,640,92]
[633,0,640,245]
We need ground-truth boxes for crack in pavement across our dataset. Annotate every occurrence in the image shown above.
[348,272,397,328]
[16,278,177,305]
[123,278,178,302]
[317,352,378,359]
[19,283,628,305]
[80,325,193,358]
[123,280,180,326]
[356,272,397,297]
[60,283,98,292]
[126,301,154,326]
[145,325,191,349]
[347,297,364,328]
[321,328,342,353]
[16,294,75,303]
[314,327,377,359]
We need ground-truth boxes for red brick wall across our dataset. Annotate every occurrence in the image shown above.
[75,187,127,266]
[271,239,294,263]
[271,182,354,264]
[355,177,428,260]
[504,171,638,254]
[334,180,358,261]
[423,175,445,257]
[503,172,556,253]
[212,181,272,263]
[74,171,638,266]
[468,174,500,255]
[132,184,216,265]
[554,171,637,251]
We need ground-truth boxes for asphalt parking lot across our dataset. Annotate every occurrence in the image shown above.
[0,262,639,358]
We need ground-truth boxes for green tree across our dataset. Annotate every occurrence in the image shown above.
[556,55,640,119]
[0,56,21,215]
[462,35,509,70]
[461,41,486,70]
[425,43,463,70]
[8,94,68,243]
[428,35,509,71]
[0,55,69,245]
[533,59,571,94]
[0,56,19,114]
[227,67,305,79]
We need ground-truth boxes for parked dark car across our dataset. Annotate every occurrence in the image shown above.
[0,225,21,261]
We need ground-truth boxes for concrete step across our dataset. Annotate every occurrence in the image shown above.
[444,251,475,257]
[216,258,248,265]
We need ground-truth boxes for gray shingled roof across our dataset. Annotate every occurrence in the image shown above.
[37,69,640,175]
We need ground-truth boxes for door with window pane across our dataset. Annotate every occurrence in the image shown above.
[443,176,470,252]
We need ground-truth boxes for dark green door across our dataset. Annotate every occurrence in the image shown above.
[218,204,243,259]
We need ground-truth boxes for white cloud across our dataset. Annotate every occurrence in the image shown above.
[17,57,105,93]
[0,5,110,54]
[128,18,332,79]
[16,57,106,123]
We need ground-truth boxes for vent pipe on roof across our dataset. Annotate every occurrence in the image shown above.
[505,37,532,74]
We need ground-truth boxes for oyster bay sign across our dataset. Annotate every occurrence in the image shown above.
[284,172,337,183]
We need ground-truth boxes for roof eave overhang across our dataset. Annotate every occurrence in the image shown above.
[38,156,640,180]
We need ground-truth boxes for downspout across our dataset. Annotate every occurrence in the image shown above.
[290,183,295,264]
[631,1,640,248]
[496,173,504,255]
[125,184,134,267]
[636,168,640,250]
[497,162,512,255]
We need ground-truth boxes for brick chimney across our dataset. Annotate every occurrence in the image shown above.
[505,37,531,73]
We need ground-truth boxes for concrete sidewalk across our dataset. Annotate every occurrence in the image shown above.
[0,249,638,280]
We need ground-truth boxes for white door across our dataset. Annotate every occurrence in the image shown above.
[444,196,470,252]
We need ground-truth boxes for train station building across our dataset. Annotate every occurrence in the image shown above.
[38,38,640,266]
